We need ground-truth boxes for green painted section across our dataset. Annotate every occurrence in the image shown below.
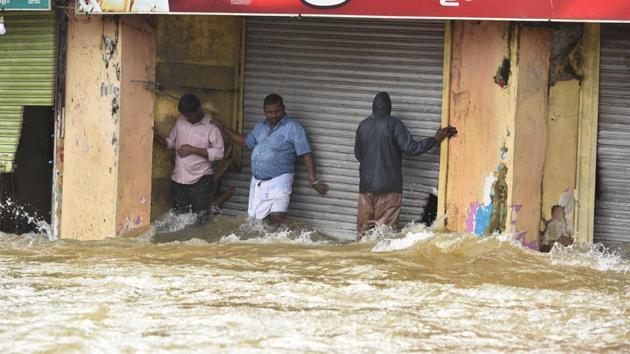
[0,0,50,10]
[0,11,55,172]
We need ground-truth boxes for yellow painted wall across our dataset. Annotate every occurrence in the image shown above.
[61,16,156,240]
[62,16,120,240]
[541,80,580,223]
[445,22,555,248]
[116,17,157,237]
[575,24,601,243]
[445,21,516,234]
[511,27,553,248]
[151,16,243,218]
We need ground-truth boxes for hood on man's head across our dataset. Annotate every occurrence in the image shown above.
[372,92,392,116]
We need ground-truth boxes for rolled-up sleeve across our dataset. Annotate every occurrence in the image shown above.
[245,132,257,150]
[245,124,259,150]
[291,123,312,156]
[207,126,225,161]
[165,120,178,149]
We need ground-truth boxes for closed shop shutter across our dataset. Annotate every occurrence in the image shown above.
[0,12,56,172]
[595,24,630,244]
[222,17,445,239]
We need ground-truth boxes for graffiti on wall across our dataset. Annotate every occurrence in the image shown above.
[466,162,510,237]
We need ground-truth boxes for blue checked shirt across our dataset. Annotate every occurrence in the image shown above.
[245,116,312,180]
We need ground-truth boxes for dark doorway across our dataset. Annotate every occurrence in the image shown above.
[0,106,54,234]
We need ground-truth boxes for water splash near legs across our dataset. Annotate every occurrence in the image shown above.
[0,198,53,240]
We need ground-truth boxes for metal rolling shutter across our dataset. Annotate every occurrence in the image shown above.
[0,12,56,172]
[222,17,444,239]
[595,24,630,244]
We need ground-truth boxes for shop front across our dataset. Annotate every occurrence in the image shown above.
[0,3,57,234]
[57,0,630,244]
[594,24,630,245]
[218,17,445,237]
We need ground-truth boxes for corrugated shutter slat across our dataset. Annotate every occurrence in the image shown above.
[595,24,630,244]
[0,12,56,172]
[221,18,444,239]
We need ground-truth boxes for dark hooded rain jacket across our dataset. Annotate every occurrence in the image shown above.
[354,92,437,193]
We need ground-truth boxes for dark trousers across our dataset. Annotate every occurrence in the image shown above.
[171,174,213,215]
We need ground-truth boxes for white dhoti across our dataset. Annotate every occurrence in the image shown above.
[248,173,294,220]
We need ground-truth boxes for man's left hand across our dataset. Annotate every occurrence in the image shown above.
[435,126,458,143]
[177,144,195,158]
[311,181,329,195]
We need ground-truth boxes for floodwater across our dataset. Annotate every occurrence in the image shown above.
[1,214,629,353]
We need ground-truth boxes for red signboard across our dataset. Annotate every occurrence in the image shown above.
[77,0,630,22]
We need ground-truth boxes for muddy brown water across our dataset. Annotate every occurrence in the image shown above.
[1,214,629,353]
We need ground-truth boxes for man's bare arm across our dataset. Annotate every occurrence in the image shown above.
[214,119,247,148]
[153,125,168,148]
[303,153,329,195]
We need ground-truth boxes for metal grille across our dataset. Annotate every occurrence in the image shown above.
[222,17,445,239]
[0,12,56,172]
[595,24,630,244]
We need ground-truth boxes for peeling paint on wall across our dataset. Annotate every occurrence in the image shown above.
[475,204,493,235]
[516,232,537,249]
[466,202,479,233]
[539,187,576,245]
[508,205,536,250]
[509,204,522,230]
[549,25,583,86]
[487,163,508,234]
[558,188,576,233]
[117,215,142,235]
[466,136,512,237]
[101,34,118,68]
[493,58,511,88]
[499,142,508,160]
[482,173,495,206]
[100,83,119,96]
[101,28,122,126]
[466,163,510,236]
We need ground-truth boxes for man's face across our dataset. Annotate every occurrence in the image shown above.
[264,103,285,126]
[183,109,204,123]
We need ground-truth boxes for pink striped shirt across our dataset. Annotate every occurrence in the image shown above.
[165,115,224,185]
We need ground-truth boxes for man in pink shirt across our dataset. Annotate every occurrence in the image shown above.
[153,94,224,219]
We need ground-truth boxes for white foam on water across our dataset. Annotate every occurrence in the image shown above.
[371,229,435,253]
[357,224,397,243]
[218,233,240,243]
[150,211,200,234]
[367,221,630,274]
[216,218,328,245]
[0,231,51,248]
[549,241,630,273]
[0,198,53,240]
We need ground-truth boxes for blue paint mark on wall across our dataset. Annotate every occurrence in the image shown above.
[474,204,493,236]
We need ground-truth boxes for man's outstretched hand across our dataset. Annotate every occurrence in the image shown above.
[152,121,160,137]
[311,181,329,195]
[435,126,458,142]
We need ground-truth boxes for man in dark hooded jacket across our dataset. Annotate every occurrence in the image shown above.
[354,92,457,239]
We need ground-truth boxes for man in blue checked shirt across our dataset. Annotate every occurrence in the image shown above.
[219,94,329,227]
